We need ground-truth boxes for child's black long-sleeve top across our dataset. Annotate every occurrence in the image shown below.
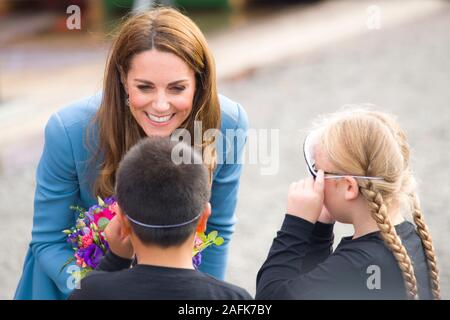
[69,251,252,300]
[256,214,433,300]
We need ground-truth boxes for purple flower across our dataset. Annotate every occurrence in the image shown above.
[192,252,202,269]
[78,244,105,269]
[104,196,116,206]
[88,205,102,217]
[84,214,93,224]
[67,230,82,247]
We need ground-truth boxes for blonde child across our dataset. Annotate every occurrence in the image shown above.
[256,108,440,300]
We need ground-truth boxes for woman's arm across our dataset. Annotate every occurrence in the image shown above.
[199,101,249,280]
[30,112,80,297]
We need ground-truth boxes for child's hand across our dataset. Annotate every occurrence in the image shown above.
[287,170,325,223]
[104,215,134,259]
[318,205,335,224]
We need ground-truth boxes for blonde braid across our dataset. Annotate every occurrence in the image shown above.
[360,182,419,300]
[410,193,441,299]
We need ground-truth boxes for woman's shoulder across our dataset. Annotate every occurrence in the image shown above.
[53,92,102,130]
[43,93,102,159]
[218,94,249,132]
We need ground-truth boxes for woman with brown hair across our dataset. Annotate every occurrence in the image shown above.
[15,7,248,299]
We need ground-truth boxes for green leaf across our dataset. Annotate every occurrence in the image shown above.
[75,220,86,229]
[62,230,72,235]
[199,233,207,242]
[80,268,93,279]
[207,231,218,241]
[214,237,224,246]
[97,196,105,207]
[100,242,107,251]
[59,257,76,274]
[90,222,98,231]
[97,217,110,231]
[70,205,86,216]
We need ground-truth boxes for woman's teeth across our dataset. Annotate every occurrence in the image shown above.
[147,113,173,123]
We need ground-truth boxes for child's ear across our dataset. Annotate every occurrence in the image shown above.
[196,202,211,233]
[343,177,360,201]
[116,206,132,237]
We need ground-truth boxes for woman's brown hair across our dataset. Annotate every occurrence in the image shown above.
[88,7,220,197]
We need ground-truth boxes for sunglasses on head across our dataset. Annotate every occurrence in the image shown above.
[303,132,385,181]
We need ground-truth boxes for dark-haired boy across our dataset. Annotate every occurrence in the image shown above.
[69,137,252,300]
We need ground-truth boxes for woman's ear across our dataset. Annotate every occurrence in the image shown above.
[196,202,211,233]
[343,177,360,201]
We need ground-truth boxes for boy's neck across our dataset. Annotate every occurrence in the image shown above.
[132,236,195,270]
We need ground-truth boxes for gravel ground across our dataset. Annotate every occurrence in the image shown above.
[1,3,449,300]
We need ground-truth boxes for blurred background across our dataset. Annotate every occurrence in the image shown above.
[1,0,449,300]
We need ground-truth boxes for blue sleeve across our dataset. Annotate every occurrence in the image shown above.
[30,112,80,297]
[198,103,249,280]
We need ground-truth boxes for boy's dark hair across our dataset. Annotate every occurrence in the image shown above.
[115,137,210,247]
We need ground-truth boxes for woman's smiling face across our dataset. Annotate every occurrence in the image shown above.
[124,49,196,137]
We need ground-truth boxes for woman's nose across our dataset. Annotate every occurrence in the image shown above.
[152,92,170,113]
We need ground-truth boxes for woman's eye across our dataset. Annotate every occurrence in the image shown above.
[170,86,185,92]
[137,85,152,91]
